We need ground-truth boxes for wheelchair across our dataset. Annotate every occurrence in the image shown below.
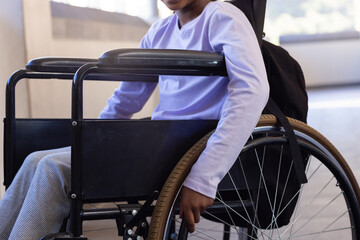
[3,0,360,239]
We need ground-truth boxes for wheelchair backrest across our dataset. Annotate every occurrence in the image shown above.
[229,0,267,44]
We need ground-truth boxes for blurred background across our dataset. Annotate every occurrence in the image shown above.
[0,0,359,237]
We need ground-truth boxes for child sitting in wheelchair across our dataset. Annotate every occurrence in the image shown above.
[0,0,269,239]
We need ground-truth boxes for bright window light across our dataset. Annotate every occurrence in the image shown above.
[50,0,161,23]
[51,0,360,43]
[265,0,360,43]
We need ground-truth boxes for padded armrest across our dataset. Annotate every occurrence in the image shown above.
[98,48,225,70]
[26,57,97,73]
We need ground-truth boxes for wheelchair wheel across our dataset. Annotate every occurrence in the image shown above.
[148,115,360,240]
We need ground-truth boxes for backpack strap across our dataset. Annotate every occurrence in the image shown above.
[265,98,308,184]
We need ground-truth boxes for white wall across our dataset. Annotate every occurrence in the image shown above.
[0,0,29,197]
[280,32,360,88]
[23,0,157,120]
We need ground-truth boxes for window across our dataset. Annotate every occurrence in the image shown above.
[264,0,360,43]
[49,0,232,23]
[50,0,172,23]
[50,0,360,43]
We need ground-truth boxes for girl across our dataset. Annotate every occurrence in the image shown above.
[0,0,268,238]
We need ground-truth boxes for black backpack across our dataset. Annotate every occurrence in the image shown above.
[262,40,308,122]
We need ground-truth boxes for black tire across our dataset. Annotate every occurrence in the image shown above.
[148,115,360,240]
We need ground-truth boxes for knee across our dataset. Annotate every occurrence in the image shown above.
[24,148,71,171]
[22,151,46,170]
[37,153,71,179]
[36,153,71,192]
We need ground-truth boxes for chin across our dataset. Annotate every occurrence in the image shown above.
[162,0,182,10]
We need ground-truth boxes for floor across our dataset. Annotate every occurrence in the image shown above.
[82,85,360,239]
[306,85,360,185]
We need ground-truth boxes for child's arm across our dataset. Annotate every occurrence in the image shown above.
[98,31,157,119]
[98,81,157,119]
[180,187,214,233]
[181,3,269,232]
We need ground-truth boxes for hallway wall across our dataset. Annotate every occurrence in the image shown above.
[0,0,28,197]
[23,0,156,120]
[281,31,360,88]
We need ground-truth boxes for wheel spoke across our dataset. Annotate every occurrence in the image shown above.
[289,156,313,236]
[280,226,354,239]
[253,143,281,230]
[216,190,242,236]
[201,211,258,240]
[279,175,336,237]
[264,160,324,230]
[288,191,344,237]
[213,196,273,239]
[270,144,285,238]
[311,210,351,240]
[237,155,263,230]
[226,172,259,238]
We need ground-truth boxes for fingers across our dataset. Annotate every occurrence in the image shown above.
[183,207,196,233]
[179,196,196,232]
[193,208,201,223]
[180,187,214,233]
[179,203,183,219]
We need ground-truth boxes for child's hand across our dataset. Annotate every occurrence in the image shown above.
[179,186,214,233]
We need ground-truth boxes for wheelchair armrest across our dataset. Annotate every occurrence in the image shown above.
[98,49,227,76]
[26,57,97,73]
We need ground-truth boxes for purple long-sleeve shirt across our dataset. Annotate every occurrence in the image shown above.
[99,2,269,198]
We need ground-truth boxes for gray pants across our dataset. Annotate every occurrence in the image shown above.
[0,147,71,240]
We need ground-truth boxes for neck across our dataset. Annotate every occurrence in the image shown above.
[176,0,210,28]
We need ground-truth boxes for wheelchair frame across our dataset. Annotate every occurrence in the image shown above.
[4,50,228,239]
[3,0,360,239]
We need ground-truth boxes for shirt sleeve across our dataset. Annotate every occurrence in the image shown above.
[183,5,270,198]
[98,30,158,119]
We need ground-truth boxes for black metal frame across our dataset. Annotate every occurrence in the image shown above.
[69,49,227,237]
[4,50,228,239]
[4,58,96,188]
